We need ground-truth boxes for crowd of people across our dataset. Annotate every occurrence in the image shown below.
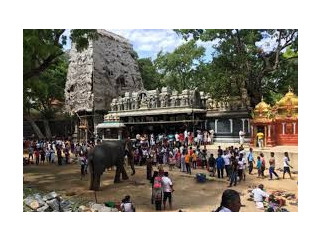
[23,129,295,212]
[23,139,94,173]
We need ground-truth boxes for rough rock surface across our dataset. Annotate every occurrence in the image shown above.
[65,29,143,113]
[43,191,58,201]
[47,199,60,211]
[23,190,119,212]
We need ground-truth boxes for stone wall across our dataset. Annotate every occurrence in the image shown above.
[65,41,94,113]
[65,29,143,114]
[92,30,143,111]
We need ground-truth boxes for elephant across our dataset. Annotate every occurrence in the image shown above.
[88,139,135,191]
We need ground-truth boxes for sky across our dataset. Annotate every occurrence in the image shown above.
[63,29,285,63]
[63,29,216,62]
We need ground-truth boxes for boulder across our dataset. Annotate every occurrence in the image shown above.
[90,203,112,212]
[47,199,60,211]
[24,196,40,210]
[43,191,58,201]
[37,204,50,212]
[33,193,45,206]
[60,200,72,212]
[78,205,92,212]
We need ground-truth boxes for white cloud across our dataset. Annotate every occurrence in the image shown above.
[108,29,187,59]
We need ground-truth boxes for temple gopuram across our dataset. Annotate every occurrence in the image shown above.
[250,87,298,147]
[97,87,252,143]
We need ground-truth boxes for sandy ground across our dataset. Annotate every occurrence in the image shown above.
[23,159,298,212]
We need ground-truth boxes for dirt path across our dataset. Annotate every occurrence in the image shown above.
[23,162,298,212]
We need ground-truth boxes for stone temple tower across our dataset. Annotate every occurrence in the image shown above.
[65,29,143,141]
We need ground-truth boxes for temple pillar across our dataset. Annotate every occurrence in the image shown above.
[118,129,122,140]
[229,119,233,133]
[293,122,296,134]
[266,124,275,147]
[241,118,245,132]
[282,122,286,134]
[247,119,250,133]
[215,119,218,133]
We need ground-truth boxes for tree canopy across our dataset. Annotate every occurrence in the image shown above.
[174,29,298,106]
[154,40,206,92]
[23,29,97,81]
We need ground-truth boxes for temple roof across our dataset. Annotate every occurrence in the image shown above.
[276,87,298,109]
[254,97,271,116]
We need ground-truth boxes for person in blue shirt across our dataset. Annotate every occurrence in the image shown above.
[256,156,262,177]
[216,154,225,178]
[247,148,255,174]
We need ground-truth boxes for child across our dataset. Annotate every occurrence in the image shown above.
[201,149,207,169]
[80,153,87,180]
[152,172,163,211]
[146,156,153,180]
[168,152,175,171]
[192,150,197,169]
[208,154,216,177]
[45,147,50,163]
[120,195,135,212]
[35,149,40,165]
[260,153,266,178]
[257,156,262,178]
[185,152,191,174]
[40,148,45,165]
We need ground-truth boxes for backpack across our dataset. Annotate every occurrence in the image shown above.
[153,176,162,189]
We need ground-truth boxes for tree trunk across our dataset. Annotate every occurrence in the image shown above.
[25,117,45,139]
[43,119,52,139]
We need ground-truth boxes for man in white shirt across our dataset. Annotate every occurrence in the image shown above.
[283,152,293,179]
[237,157,244,182]
[161,172,174,210]
[252,184,269,209]
[239,130,245,145]
[222,151,231,178]
[184,129,188,145]
[175,132,179,143]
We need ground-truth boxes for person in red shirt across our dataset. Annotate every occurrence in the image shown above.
[35,149,40,165]
[179,133,184,145]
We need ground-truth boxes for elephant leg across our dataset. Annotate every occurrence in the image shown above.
[114,166,121,183]
[90,173,101,191]
[89,173,94,190]
[121,164,129,180]
[129,156,135,176]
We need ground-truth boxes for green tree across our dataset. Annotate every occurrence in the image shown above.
[137,58,162,90]
[24,55,68,138]
[175,29,298,106]
[154,40,205,92]
[23,29,97,138]
[23,29,97,81]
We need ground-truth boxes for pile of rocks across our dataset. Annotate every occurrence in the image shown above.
[24,191,73,212]
[23,191,119,212]
[78,203,119,212]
